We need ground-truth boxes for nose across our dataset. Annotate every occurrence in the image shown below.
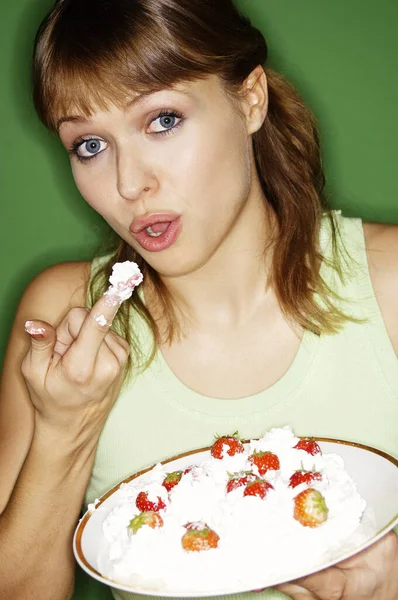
[116,146,158,201]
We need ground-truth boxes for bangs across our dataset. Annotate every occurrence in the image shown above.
[33,1,229,132]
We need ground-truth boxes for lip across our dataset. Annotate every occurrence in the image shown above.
[130,213,182,253]
[129,212,180,234]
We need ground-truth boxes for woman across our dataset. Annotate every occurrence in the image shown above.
[0,0,397,599]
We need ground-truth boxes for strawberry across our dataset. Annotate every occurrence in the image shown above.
[226,471,256,493]
[183,465,202,481]
[181,522,220,552]
[289,469,322,489]
[135,491,166,512]
[243,478,274,499]
[294,438,321,456]
[128,511,164,535]
[162,470,183,492]
[248,450,280,476]
[210,432,244,459]
[293,488,328,528]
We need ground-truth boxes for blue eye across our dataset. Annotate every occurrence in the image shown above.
[150,110,183,134]
[69,138,107,162]
[83,140,102,155]
[159,114,176,129]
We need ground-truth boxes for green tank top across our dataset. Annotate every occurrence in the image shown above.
[85,213,398,600]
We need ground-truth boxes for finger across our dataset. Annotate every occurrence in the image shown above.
[292,566,346,598]
[23,320,57,377]
[102,331,130,367]
[63,261,142,366]
[53,307,89,357]
[70,292,125,367]
[274,582,317,599]
[91,337,126,389]
[276,564,347,600]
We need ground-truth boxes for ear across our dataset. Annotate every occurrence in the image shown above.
[240,65,268,135]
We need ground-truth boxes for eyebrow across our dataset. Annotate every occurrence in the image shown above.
[56,88,193,130]
[56,115,87,130]
[56,93,154,131]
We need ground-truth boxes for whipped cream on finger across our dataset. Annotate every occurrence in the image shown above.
[94,314,109,327]
[104,261,143,305]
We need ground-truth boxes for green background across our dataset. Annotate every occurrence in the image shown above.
[0,0,397,597]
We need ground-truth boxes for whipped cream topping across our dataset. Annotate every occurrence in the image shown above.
[105,261,143,304]
[96,427,371,594]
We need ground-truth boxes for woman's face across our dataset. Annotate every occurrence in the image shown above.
[58,75,266,278]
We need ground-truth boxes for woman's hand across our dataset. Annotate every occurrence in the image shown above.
[21,292,130,435]
[275,531,398,599]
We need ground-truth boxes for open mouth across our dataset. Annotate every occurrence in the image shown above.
[130,214,182,252]
[145,223,171,237]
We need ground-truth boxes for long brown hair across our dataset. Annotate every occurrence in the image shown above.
[32,0,354,372]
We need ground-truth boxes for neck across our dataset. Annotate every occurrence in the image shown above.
[154,181,277,330]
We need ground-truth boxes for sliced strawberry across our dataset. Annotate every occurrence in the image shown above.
[243,478,274,499]
[289,470,322,489]
[294,438,321,456]
[128,511,164,535]
[135,491,166,512]
[162,470,183,492]
[293,488,328,528]
[181,522,220,552]
[248,450,280,476]
[211,432,244,459]
[226,471,256,493]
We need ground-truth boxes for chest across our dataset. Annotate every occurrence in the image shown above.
[160,309,302,399]
[86,318,398,508]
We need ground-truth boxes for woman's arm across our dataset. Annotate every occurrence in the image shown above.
[0,262,89,512]
[0,261,129,600]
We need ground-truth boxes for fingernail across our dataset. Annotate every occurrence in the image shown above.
[28,332,45,340]
[25,321,46,336]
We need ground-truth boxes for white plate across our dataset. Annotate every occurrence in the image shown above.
[73,438,398,597]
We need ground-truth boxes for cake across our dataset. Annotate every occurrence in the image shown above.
[95,427,370,594]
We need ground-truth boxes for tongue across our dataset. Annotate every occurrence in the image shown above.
[150,222,170,234]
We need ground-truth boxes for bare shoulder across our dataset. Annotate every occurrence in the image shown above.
[363,222,398,251]
[363,222,398,278]
[18,260,91,325]
[363,222,398,354]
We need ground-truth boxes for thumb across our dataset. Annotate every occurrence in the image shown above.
[24,320,57,365]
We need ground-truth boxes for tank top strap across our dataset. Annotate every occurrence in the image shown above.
[319,211,375,319]
[326,212,398,398]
